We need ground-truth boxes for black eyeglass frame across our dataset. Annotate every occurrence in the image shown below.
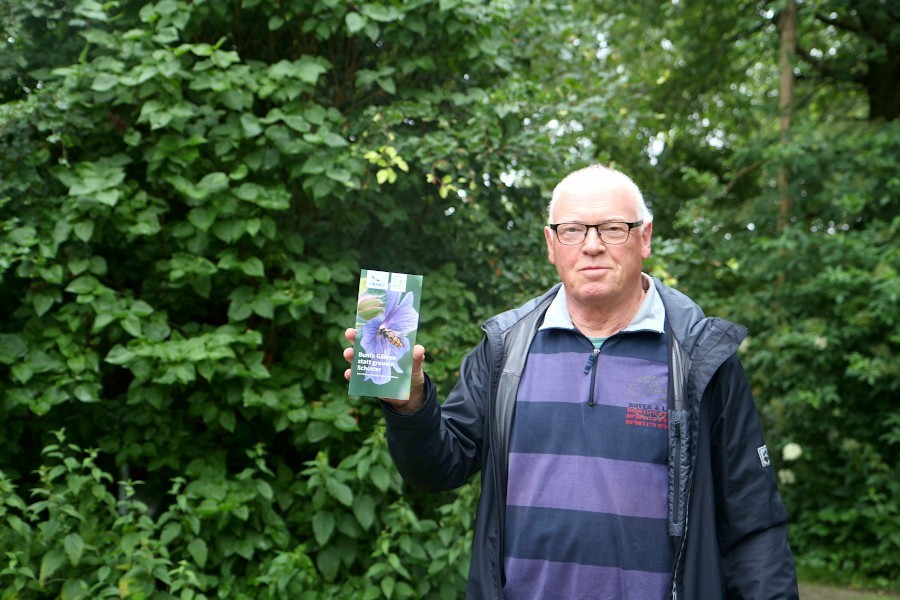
[549,220,644,246]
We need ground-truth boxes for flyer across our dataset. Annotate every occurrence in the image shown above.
[348,269,423,400]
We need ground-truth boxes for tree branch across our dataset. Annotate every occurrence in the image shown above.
[813,11,863,35]
[724,159,766,194]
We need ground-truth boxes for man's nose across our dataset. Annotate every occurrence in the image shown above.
[582,226,606,253]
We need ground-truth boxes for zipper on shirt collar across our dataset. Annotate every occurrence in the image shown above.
[584,347,600,406]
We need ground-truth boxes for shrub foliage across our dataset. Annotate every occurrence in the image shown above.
[1,0,898,596]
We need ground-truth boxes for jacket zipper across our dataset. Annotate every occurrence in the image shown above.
[670,483,692,600]
[584,347,600,406]
[672,419,682,524]
[670,420,692,600]
[668,333,690,599]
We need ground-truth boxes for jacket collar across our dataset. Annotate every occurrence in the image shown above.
[539,273,665,334]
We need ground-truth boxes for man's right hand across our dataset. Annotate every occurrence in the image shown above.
[343,327,426,414]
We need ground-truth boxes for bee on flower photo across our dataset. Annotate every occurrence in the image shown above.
[358,289,419,385]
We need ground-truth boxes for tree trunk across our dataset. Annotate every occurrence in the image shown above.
[863,56,900,121]
[778,0,797,229]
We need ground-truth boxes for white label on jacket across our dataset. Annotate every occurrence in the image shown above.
[757,445,771,468]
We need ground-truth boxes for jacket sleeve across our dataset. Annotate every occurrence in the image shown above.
[380,335,492,492]
[706,355,800,600]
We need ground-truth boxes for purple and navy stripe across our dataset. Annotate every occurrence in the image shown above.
[503,326,672,600]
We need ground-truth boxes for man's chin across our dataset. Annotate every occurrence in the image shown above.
[569,283,614,302]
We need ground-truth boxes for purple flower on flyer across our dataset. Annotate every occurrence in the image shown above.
[360,290,418,384]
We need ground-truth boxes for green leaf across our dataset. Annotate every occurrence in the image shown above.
[333,412,358,432]
[361,5,402,22]
[91,72,119,92]
[0,334,27,365]
[282,115,310,133]
[295,56,328,84]
[346,13,366,33]
[255,480,273,500]
[53,220,73,246]
[267,60,295,81]
[381,576,396,599]
[303,105,326,125]
[160,523,181,546]
[60,579,87,600]
[32,292,55,317]
[40,264,65,285]
[317,547,341,581]
[72,384,98,403]
[252,295,274,319]
[76,0,109,21]
[198,172,230,194]
[377,77,396,95]
[307,420,331,443]
[212,219,247,243]
[89,256,107,275]
[312,511,335,546]
[326,478,353,507]
[188,208,217,231]
[369,465,391,492]
[241,257,265,277]
[234,182,261,201]
[7,225,37,246]
[219,410,236,432]
[121,315,142,337]
[301,154,331,174]
[353,494,375,530]
[130,300,154,317]
[74,221,95,242]
[322,131,348,147]
[104,345,134,365]
[188,538,208,568]
[69,258,90,275]
[312,265,332,283]
[64,533,85,566]
[40,550,67,584]
[326,169,351,185]
[228,297,254,321]
[11,362,33,384]
[240,113,262,137]
[65,275,99,295]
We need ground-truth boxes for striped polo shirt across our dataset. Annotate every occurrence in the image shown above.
[503,276,672,600]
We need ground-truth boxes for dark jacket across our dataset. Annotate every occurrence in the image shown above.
[383,279,799,599]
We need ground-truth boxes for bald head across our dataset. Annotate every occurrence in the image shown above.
[548,165,652,225]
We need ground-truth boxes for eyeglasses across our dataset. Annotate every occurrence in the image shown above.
[549,221,643,246]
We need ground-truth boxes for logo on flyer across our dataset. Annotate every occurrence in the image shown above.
[367,270,388,290]
[389,273,407,292]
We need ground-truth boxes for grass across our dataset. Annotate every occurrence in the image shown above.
[800,582,900,599]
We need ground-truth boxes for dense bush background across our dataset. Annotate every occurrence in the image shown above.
[1,0,897,597]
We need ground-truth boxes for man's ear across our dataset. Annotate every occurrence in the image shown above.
[544,226,556,265]
[640,221,653,260]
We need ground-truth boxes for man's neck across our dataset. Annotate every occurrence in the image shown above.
[567,283,648,338]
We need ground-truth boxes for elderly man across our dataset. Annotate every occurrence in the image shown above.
[344,164,799,599]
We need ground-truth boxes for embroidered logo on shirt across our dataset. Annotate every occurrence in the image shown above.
[757,445,771,468]
[625,403,669,429]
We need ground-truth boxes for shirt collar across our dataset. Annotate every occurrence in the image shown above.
[539,274,665,334]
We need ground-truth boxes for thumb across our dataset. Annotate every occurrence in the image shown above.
[408,344,426,401]
[411,344,425,382]
[383,343,427,412]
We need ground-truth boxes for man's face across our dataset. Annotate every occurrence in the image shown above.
[543,183,652,311]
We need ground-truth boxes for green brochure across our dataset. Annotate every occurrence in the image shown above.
[349,269,423,400]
